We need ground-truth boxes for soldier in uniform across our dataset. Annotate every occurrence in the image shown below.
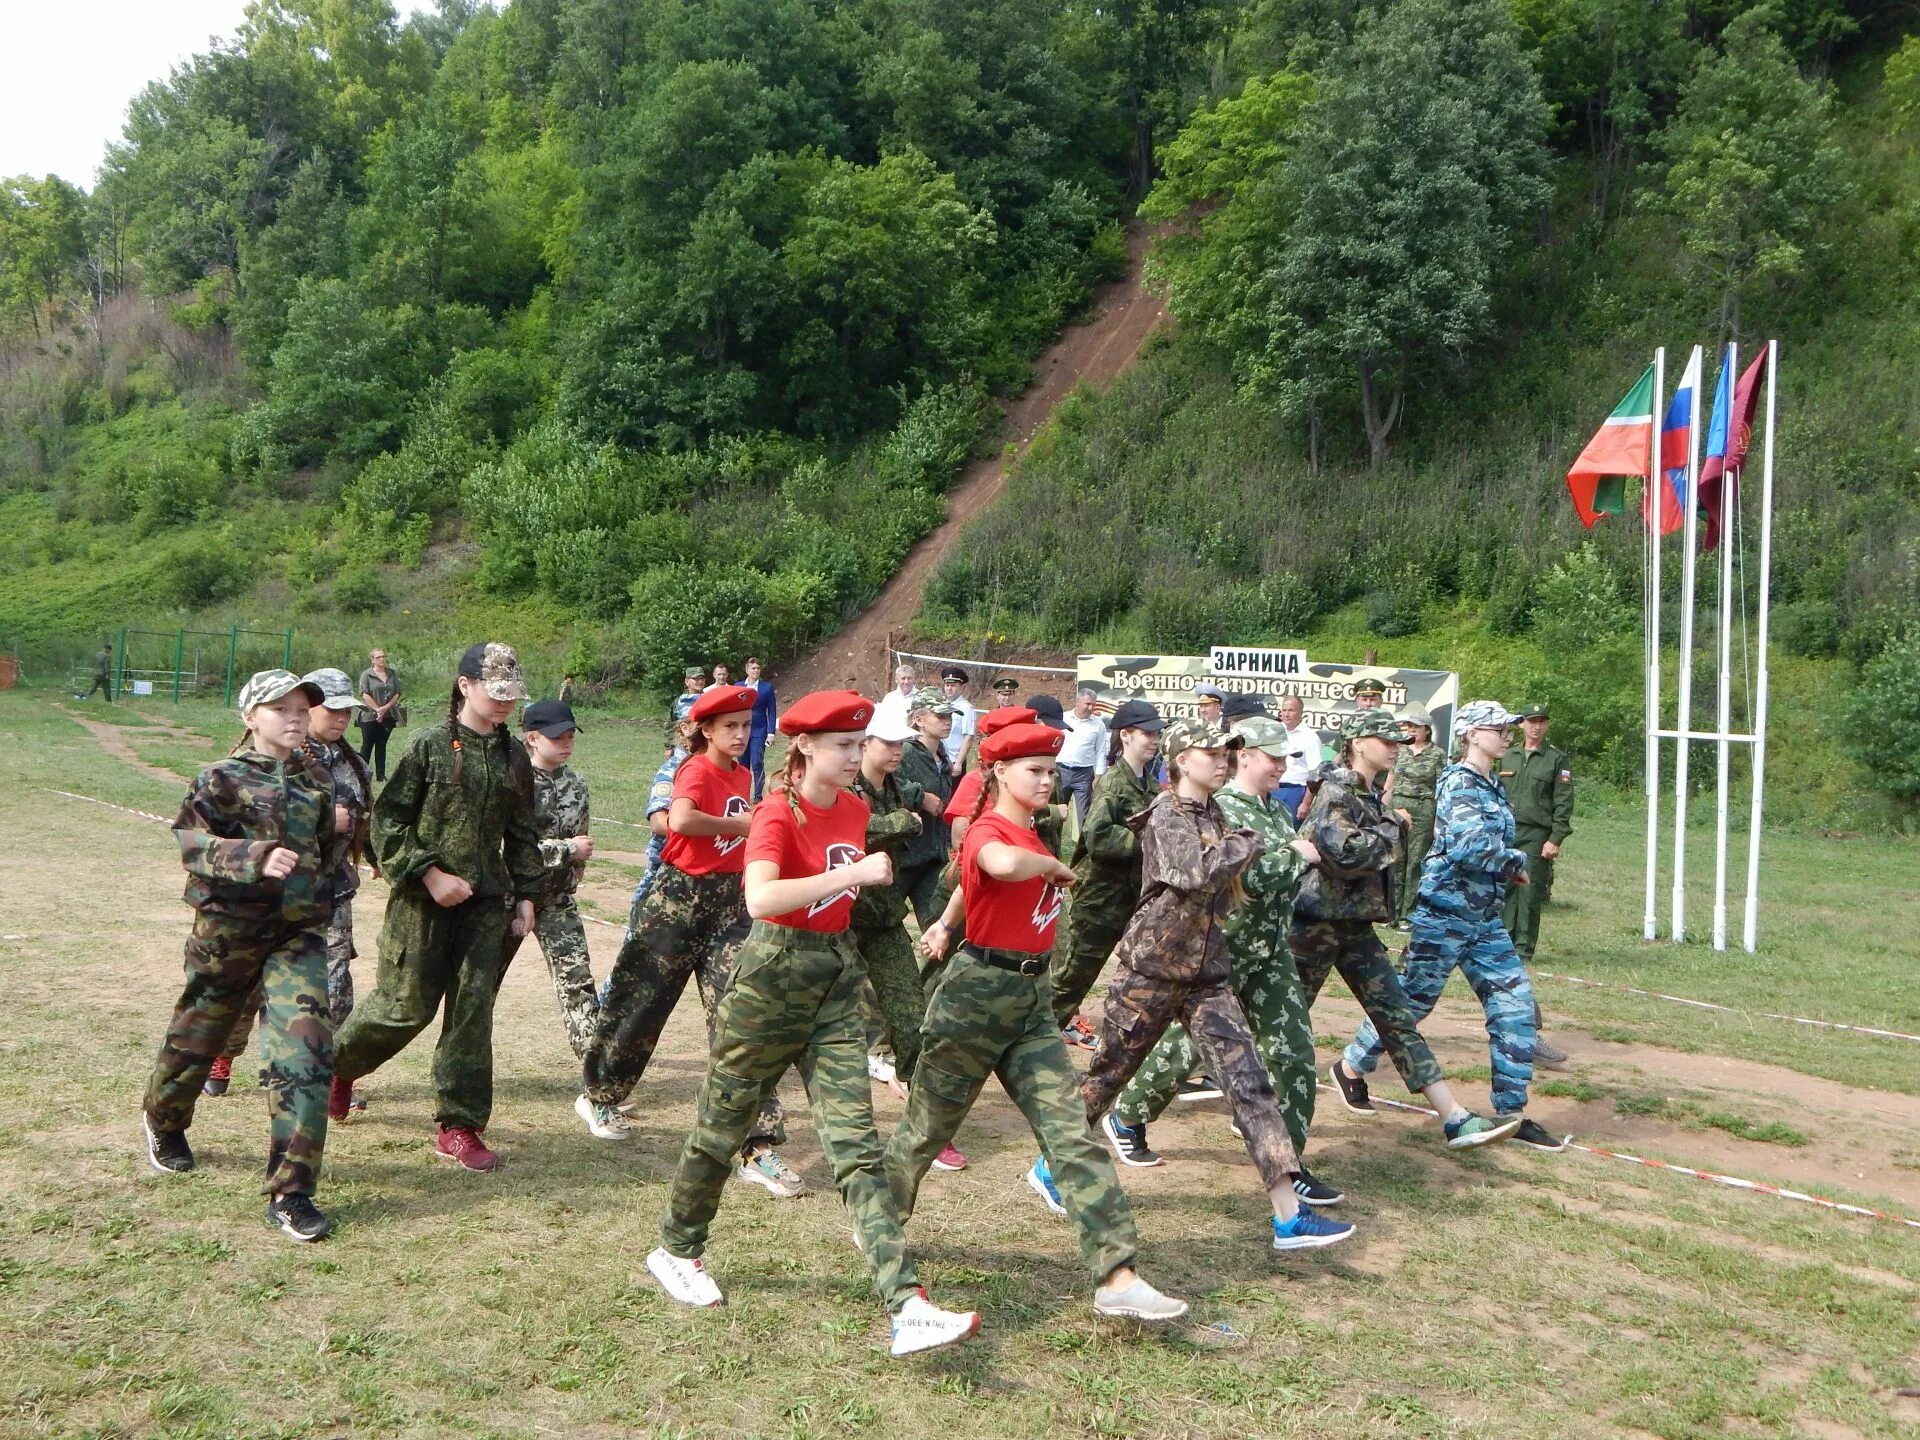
[1352,676,1386,710]
[1500,702,1574,1065]
[648,691,982,1358]
[893,688,957,926]
[666,666,706,755]
[1383,707,1443,930]
[80,640,113,700]
[142,670,342,1241]
[987,675,1020,709]
[1302,713,1521,1150]
[325,643,543,1174]
[1063,719,1351,1251]
[498,699,600,1060]
[895,722,1190,1322]
[1343,701,1570,1151]
[1102,716,1346,1207]
[1048,699,1164,1042]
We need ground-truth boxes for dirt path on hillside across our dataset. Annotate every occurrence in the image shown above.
[55,706,201,789]
[778,225,1169,698]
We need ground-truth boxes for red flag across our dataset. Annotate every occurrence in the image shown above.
[1697,348,1767,551]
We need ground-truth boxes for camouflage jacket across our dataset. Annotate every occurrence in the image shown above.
[1111,792,1262,984]
[309,737,373,900]
[1216,785,1308,965]
[850,770,925,930]
[1390,742,1445,808]
[1068,761,1159,919]
[665,691,700,753]
[174,748,344,926]
[532,764,591,902]
[895,738,952,868]
[1295,765,1402,924]
[1418,763,1529,922]
[373,722,545,901]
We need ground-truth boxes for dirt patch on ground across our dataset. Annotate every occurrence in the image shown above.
[55,705,198,789]
[778,224,1169,698]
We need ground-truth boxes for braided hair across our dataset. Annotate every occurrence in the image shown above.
[941,767,1000,887]
[771,742,809,826]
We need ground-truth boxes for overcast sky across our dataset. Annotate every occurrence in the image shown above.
[0,2,432,190]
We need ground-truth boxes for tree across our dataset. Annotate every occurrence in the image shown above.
[1646,9,1847,337]
[1245,0,1549,469]
[0,177,88,337]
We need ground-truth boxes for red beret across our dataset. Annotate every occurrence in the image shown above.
[778,689,874,736]
[977,706,1036,738]
[979,722,1064,763]
[689,685,758,724]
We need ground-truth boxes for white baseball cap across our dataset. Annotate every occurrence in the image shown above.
[865,712,917,743]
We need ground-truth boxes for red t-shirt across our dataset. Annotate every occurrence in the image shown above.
[662,752,753,876]
[945,770,985,823]
[744,789,871,933]
[961,811,1065,953]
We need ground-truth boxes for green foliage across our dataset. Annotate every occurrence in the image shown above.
[1847,634,1920,807]
[331,562,389,615]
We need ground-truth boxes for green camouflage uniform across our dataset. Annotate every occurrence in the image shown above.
[330,721,545,1132]
[144,748,344,1194]
[1389,743,1445,924]
[498,764,600,1059]
[850,769,930,1079]
[1289,764,1443,1094]
[1112,783,1316,1155]
[1049,761,1157,1028]
[893,737,953,926]
[662,923,921,1309]
[1499,740,1574,961]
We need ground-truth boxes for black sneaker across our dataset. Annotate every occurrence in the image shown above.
[1328,1061,1375,1115]
[143,1115,194,1173]
[1293,1167,1345,1206]
[1101,1113,1163,1168]
[267,1194,332,1242]
[1510,1118,1571,1152]
[1174,1075,1223,1103]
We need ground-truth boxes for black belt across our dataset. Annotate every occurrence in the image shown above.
[963,944,1049,977]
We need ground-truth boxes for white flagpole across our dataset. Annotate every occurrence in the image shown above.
[1742,340,1778,953]
[1711,344,1737,951]
[1643,348,1666,942]
[1670,345,1703,942]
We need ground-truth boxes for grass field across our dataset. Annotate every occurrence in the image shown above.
[3,689,1917,1440]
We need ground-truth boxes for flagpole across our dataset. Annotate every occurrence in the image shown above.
[1670,345,1703,942]
[1643,347,1665,942]
[1742,340,1778,953]
[1711,344,1737,951]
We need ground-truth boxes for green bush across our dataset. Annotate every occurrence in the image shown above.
[332,562,389,614]
[1365,564,1435,639]
[155,533,251,609]
[1847,633,1920,809]
[1773,598,1840,658]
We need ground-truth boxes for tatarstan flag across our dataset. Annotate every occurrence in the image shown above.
[1566,364,1655,528]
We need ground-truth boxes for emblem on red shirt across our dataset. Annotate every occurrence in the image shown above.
[714,795,750,857]
[807,842,864,916]
[1033,882,1064,935]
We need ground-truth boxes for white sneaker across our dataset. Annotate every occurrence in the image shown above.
[735,1146,806,1198]
[1093,1276,1189,1323]
[575,1093,634,1140]
[615,1098,641,1116]
[646,1246,724,1307]
[889,1289,981,1356]
[867,1053,897,1085]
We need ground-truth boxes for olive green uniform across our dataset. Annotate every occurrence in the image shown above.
[1498,742,1574,961]
[850,770,931,1079]
[893,738,953,926]
[1389,744,1445,924]
[1049,762,1157,1027]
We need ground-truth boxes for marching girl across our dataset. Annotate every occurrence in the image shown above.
[648,692,980,1358]
[897,722,1189,1323]
[142,670,342,1240]
[579,684,797,1199]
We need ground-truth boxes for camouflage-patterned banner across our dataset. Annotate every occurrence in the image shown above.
[1076,653,1459,748]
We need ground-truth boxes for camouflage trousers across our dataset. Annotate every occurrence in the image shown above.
[143,914,333,1196]
[1500,836,1554,961]
[331,890,508,1132]
[583,866,783,1147]
[1392,803,1437,924]
[498,895,600,1061]
[1112,945,1317,1156]
[1290,919,1443,1093]
[1049,903,1128,1029]
[222,896,356,1060]
[883,948,1138,1287]
[662,923,920,1310]
[897,857,948,931]
[852,921,929,1081]
[1345,908,1537,1114]
[1083,964,1300,1192]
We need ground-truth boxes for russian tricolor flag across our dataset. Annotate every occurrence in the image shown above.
[1649,347,1700,535]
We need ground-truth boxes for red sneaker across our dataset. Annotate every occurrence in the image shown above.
[202,1056,233,1097]
[326,1074,353,1121]
[435,1126,498,1172]
[931,1142,969,1172]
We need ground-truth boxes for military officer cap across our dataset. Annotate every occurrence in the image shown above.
[1342,710,1411,743]
[990,675,1020,693]
[301,667,359,711]
[1452,699,1522,739]
[907,685,956,718]
[979,722,1065,764]
[1230,715,1291,757]
[1351,677,1388,698]
[1164,716,1245,763]
[1517,702,1550,719]
[689,684,757,724]
[1109,698,1165,733]
[779,690,873,736]
[1192,682,1228,701]
[459,642,529,702]
[940,665,970,684]
[522,698,582,737]
[236,668,324,719]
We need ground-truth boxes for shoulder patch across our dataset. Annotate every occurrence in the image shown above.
[1558,769,1572,782]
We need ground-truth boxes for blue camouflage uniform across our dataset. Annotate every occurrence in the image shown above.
[1344,761,1538,1115]
[628,749,684,920]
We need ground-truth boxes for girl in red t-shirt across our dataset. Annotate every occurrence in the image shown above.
[885,723,1189,1325]
[648,691,981,1359]
[578,685,797,1195]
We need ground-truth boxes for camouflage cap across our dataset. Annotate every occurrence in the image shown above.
[684,665,707,681]
[1164,716,1245,763]
[301,667,358,711]
[1343,710,1411,743]
[1454,699,1522,738]
[458,641,529,702]
[1230,715,1291,757]
[908,685,956,717]
[237,668,322,719]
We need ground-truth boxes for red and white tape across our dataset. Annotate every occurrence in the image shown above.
[41,787,172,825]
[1324,1085,1920,1231]
[1536,970,1920,1045]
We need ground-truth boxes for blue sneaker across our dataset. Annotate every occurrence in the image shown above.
[1271,1207,1354,1251]
[1026,1156,1066,1216]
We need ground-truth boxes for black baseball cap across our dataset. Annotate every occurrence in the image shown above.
[1109,698,1165,733]
[1221,692,1271,721]
[521,698,581,737]
[1024,694,1068,730]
